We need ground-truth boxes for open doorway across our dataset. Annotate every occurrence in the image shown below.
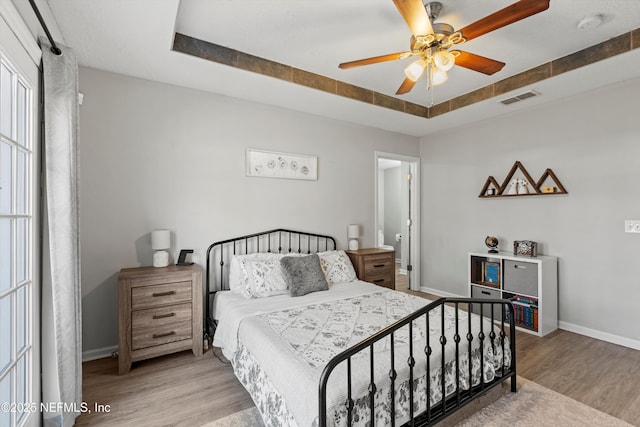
[374,152,420,291]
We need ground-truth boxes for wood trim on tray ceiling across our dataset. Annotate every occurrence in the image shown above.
[173,28,640,119]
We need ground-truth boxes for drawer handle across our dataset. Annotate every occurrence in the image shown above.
[513,265,527,269]
[152,291,176,297]
[152,312,176,320]
[373,264,385,268]
[153,331,176,339]
[373,279,385,283]
[481,290,491,296]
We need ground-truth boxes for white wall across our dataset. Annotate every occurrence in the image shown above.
[420,77,640,347]
[78,67,419,357]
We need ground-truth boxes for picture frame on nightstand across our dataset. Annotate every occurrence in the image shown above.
[481,261,500,288]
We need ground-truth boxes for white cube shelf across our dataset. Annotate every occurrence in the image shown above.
[468,251,558,337]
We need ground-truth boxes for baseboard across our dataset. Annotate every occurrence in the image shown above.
[419,286,463,298]
[558,321,640,351]
[82,345,118,362]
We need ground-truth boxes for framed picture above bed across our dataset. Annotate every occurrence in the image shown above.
[246,149,318,180]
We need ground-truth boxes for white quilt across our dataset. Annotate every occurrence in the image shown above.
[212,281,511,426]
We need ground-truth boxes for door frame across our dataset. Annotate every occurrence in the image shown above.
[374,151,420,290]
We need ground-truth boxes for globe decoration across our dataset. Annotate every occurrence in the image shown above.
[485,236,499,254]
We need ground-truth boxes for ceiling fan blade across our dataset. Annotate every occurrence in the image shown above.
[452,51,505,75]
[458,0,550,42]
[339,52,412,69]
[396,77,417,95]
[392,0,434,37]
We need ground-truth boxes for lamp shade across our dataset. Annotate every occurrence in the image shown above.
[431,68,448,86]
[433,50,455,71]
[404,58,427,82]
[151,229,170,250]
[347,225,359,239]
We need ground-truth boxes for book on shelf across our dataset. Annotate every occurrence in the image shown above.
[503,294,539,331]
[511,294,538,306]
[509,296,538,330]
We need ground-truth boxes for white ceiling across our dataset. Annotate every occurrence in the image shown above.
[37,0,640,137]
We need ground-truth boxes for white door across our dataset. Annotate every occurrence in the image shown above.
[0,7,40,427]
[375,152,420,290]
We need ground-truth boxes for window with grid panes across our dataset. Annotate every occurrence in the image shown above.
[0,35,36,427]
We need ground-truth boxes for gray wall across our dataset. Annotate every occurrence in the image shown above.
[79,66,640,355]
[78,67,419,357]
[420,77,640,347]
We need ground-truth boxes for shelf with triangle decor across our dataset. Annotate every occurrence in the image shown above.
[479,161,567,198]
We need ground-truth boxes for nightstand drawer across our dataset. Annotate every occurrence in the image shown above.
[363,256,393,276]
[132,302,192,329]
[131,281,192,309]
[366,274,394,289]
[132,320,192,350]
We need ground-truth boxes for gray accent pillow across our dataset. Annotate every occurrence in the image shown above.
[281,254,329,297]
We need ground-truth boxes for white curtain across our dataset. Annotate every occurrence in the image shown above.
[40,38,82,427]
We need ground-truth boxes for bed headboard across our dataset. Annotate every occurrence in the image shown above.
[204,228,336,335]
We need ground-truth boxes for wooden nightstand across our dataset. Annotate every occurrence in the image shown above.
[346,248,396,290]
[118,264,203,375]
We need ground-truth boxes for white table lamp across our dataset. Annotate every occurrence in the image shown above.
[348,224,360,251]
[151,229,170,267]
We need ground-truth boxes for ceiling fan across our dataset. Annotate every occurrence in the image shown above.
[339,0,550,96]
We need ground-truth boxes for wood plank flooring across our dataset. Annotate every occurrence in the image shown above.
[77,267,640,426]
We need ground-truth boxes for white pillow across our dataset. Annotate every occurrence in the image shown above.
[228,255,244,292]
[317,250,357,284]
[230,253,290,298]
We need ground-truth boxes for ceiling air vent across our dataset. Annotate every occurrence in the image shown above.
[499,90,540,106]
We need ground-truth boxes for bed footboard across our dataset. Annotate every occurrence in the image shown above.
[318,297,516,427]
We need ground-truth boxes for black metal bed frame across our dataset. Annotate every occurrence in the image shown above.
[318,297,516,427]
[204,228,336,336]
[205,229,516,426]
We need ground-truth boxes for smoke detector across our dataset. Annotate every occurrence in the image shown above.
[577,14,604,30]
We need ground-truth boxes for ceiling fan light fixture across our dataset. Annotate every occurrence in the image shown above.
[433,50,455,71]
[430,67,448,86]
[404,58,427,81]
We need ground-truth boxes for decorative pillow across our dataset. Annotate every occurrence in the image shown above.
[228,255,245,292]
[229,253,289,298]
[281,254,329,297]
[317,250,357,284]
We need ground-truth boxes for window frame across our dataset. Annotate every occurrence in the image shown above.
[0,8,40,427]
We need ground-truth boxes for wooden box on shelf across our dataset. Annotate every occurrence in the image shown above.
[346,248,396,290]
[118,264,203,375]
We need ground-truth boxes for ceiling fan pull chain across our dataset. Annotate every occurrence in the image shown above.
[428,63,435,107]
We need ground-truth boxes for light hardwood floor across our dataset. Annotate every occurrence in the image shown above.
[77,268,640,426]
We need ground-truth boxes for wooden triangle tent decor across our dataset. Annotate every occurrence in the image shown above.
[479,176,501,197]
[536,168,567,194]
[479,161,567,198]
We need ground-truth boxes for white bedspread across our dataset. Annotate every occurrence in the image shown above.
[213,282,510,426]
[213,281,386,359]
